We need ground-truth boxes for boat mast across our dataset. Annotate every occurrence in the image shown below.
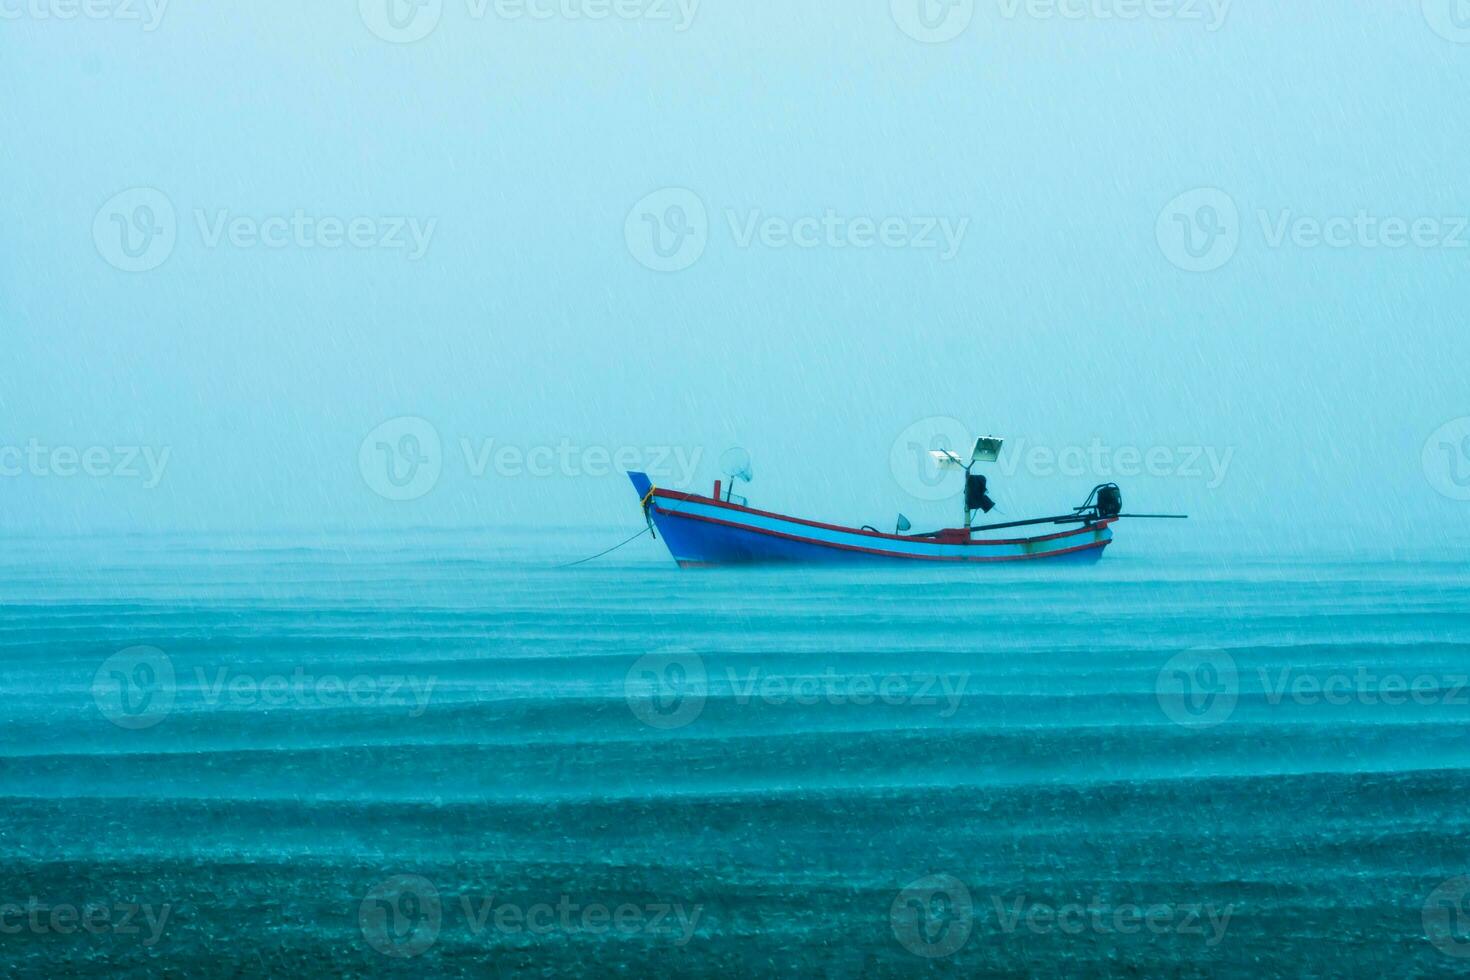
[930,436,1002,531]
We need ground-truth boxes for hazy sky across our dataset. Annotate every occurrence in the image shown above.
[4,1,1469,543]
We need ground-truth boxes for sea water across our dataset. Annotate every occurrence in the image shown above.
[2,525,1469,975]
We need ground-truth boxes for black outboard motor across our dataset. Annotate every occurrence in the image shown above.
[1071,482,1188,524]
[1074,483,1124,521]
[965,474,996,514]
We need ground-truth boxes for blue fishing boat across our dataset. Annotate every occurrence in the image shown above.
[628,438,1185,567]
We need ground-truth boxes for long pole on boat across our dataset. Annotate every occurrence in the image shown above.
[968,511,1189,533]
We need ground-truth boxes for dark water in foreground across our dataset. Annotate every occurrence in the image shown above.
[3,526,1470,976]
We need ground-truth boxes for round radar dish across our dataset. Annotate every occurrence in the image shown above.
[719,447,753,482]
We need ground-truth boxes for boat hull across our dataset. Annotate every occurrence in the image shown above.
[629,472,1113,567]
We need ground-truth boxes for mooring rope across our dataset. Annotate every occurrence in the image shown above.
[556,525,653,568]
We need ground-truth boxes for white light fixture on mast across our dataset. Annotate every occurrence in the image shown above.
[928,435,1004,470]
[927,434,1005,527]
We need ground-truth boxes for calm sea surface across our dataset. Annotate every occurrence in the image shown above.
[3,525,1469,976]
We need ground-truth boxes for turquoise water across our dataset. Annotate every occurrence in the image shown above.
[3,528,1470,975]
